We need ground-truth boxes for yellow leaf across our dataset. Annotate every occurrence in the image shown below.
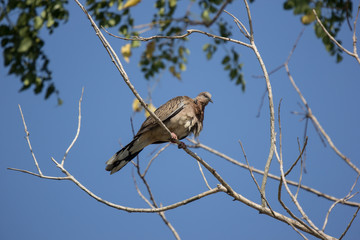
[179,63,186,71]
[145,41,156,59]
[145,103,156,118]
[132,98,143,112]
[122,0,141,9]
[121,43,132,63]
[301,11,316,25]
[169,66,181,80]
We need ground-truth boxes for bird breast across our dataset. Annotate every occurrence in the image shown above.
[168,111,200,139]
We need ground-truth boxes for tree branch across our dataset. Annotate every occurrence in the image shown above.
[102,27,252,49]
[18,105,42,175]
[187,138,360,208]
[312,8,360,64]
[285,63,360,175]
[61,87,84,166]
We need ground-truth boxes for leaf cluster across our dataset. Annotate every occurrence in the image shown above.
[0,0,68,103]
[284,0,353,63]
[0,0,355,100]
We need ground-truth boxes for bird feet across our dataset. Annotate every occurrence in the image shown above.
[170,132,186,149]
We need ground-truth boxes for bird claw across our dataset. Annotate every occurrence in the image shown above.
[170,132,186,149]
[170,132,178,142]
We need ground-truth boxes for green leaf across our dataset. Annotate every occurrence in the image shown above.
[336,53,343,63]
[222,55,230,64]
[229,69,237,80]
[224,64,231,70]
[131,40,141,48]
[202,43,210,51]
[17,12,29,26]
[45,83,55,99]
[18,37,32,52]
[1,38,9,47]
[283,0,295,10]
[47,14,55,28]
[201,9,210,22]
[0,25,11,35]
[34,16,44,30]
[169,0,177,8]
[57,97,63,106]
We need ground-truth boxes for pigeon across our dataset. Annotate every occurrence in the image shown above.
[105,92,212,174]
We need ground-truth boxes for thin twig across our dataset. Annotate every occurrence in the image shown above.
[223,10,250,39]
[339,207,360,240]
[322,193,358,232]
[239,141,275,216]
[285,63,360,175]
[7,168,70,180]
[102,27,252,49]
[73,0,175,143]
[197,161,211,190]
[142,143,171,177]
[225,5,276,208]
[322,174,360,231]
[132,169,181,240]
[275,148,325,238]
[18,105,43,175]
[295,138,305,199]
[277,175,312,239]
[352,3,360,61]
[132,170,153,207]
[277,100,315,237]
[61,87,84,166]
[187,138,360,208]
[312,9,360,64]
[285,137,308,177]
[243,0,254,41]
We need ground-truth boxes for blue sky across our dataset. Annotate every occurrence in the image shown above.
[1,1,360,239]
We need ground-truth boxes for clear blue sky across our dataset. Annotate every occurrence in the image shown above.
[1,1,360,239]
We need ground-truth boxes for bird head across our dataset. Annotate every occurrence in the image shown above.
[196,92,213,105]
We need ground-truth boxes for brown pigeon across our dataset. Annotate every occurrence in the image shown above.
[105,92,212,174]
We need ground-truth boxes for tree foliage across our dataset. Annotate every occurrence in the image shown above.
[0,0,354,100]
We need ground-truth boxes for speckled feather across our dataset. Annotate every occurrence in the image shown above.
[106,92,212,174]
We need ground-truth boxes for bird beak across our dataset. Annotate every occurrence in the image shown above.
[209,99,213,103]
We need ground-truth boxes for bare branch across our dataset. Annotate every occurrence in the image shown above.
[73,0,176,144]
[352,3,360,61]
[224,10,250,39]
[142,143,171,177]
[132,170,153,207]
[18,105,42,175]
[61,87,84,166]
[285,137,308,177]
[285,64,360,175]
[102,27,252,49]
[277,174,313,239]
[132,170,181,240]
[243,0,254,41]
[322,174,360,231]
[275,148,325,238]
[197,161,211,190]
[239,141,275,216]
[295,138,305,199]
[339,207,360,240]
[312,9,360,64]
[226,3,276,209]
[7,167,70,180]
[187,138,360,208]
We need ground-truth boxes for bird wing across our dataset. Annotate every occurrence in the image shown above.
[135,96,188,136]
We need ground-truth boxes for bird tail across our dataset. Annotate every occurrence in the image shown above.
[105,136,147,174]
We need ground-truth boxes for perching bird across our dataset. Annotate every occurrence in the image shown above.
[105,92,212,174]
